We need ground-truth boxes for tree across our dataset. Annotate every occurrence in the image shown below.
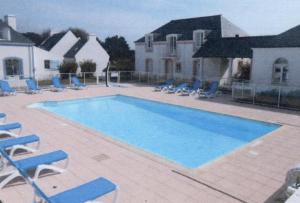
[69,27,88,41]
[23,29,50,46]
[59,61,78,78]
[79,60,96,77]
[234,61,251,81]
[101,36,134,70]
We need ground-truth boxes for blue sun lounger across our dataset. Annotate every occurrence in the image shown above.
[0,113,6,123]
[32,177,118,203]
[167,83,188,94]
[154,79,174,91]
[71,76,86,90]
[0,150,68,189]
[26,79,41,94]
[181,80,202,95]
[0,80,16,96]
[198,81,219,98]
[51,76,65,92]
[0,122,22,134]
[0,134,40,156]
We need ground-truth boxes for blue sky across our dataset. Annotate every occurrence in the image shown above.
[0,0,300,48]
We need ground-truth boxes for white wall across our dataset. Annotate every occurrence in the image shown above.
[50,30,79,56]
[33,47,62,80]
[135,41,195,78]
[251,47,300,86]
[75,35,109,75]
[0,44,32,79]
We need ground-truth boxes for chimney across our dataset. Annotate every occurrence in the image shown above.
[88,34,97,41]
[4,15,17,30]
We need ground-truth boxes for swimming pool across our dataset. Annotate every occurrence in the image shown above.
[32,95,280,168]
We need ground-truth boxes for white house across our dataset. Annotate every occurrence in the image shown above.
[135,15,248,84]
[0,14,109,84]
[194,25,300,87]
[0,15,62,84]
[40,30,109,76]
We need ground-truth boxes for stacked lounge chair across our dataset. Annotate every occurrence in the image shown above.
[167,83,188,94]
[26,79,41,94]
[71,76,87,90]
[51,76,65,92]
[0,80,16,96]
[0,112,119,202]
[181,80,202,96]
[154,79,174,91]
[198,81,219,98]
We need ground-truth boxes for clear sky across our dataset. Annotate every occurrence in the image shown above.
[0,0,299,48]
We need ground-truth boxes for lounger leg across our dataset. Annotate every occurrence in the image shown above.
[9,145,38,157]
[0,170,21,189]
[0,130,18,138]
[33,165,65,181]
[112,187,119,203]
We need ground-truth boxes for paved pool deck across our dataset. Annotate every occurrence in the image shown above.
[1,84,300,203]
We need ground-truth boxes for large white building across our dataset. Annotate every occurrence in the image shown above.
[135,15,248,84]
[135,15,300,88]
[0,15,109,82]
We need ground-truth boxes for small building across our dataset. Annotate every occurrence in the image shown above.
[194,25,300,87]
[40,30,109,76]
[0,15,62,83]
[0,14,109,83]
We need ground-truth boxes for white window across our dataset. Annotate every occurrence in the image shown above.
[272,58,288,84]
[167,34,177,55]
[175,63,181,73]
[193,30,206,51]
[145,34,153,51]
[44,60,60,70]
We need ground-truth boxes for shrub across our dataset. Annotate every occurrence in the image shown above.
[79,60,96,77]
[59,62,78,78]
[234,61,251,81]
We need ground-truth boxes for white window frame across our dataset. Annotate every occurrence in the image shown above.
[175,62,181,73]
[272,58,288,84]
[193,30,206,51]
[145,34,153,52]
[44,60,60,70]
[166,34,177,56]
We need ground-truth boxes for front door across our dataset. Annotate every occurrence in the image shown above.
[165,59,174,79]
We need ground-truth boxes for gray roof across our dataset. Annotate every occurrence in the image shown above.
[193,35,276,58]
[135,15,222,43]
[39,32,66,51]
[0,20,33,45]
[64,39,87,58]
[193,24,300,58]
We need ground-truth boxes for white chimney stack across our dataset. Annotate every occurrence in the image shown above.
[89,34,97,41]
[4,15,17,30]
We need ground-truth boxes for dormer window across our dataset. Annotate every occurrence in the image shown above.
[193,30,206,51]
[0,28,11,40]
[166,34,177,56]
[145,34,153,52]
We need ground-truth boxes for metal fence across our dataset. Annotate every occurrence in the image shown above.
[232,81,300,110]
[2,71,300,110]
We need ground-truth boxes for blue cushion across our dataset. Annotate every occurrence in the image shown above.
[14,150,68,171]
[49,177,117,203]
[0,135,39,149]
[0,122,22,131]
[0,113,6,118]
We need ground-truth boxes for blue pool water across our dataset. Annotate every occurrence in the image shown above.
[32,95,280,168]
